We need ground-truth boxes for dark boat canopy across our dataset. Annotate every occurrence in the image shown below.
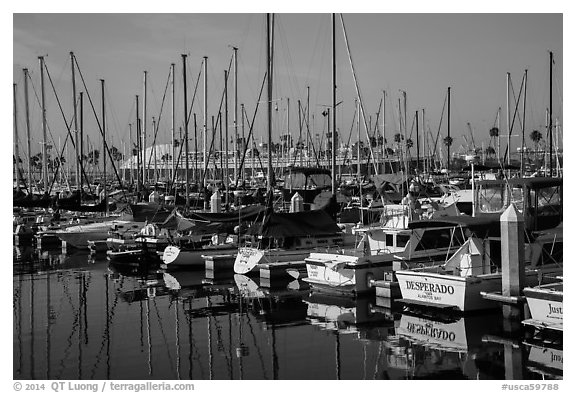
[475,177,562,190]
[283,167,331,176]
[185,204,266,223]
[462,163,520,171]
[408,215,501,237]
[249,209,341,238]
[508,177,562,189]
[120,203,172,223]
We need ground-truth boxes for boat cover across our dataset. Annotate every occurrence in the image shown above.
[249,209,341,238]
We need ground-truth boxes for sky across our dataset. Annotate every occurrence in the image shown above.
[11,10,563,162]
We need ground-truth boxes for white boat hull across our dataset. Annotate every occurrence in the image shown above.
[304,253,391,294]
[233,247,311,275]
[162,244,237,267]
[523,283,563,331]
[396,268,562,312]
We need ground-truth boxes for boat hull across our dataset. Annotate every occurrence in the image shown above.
[523,283,563,331]
[303,254,392,294]
[162,244,237,268]
[233,247,311,275]
[396,268,562,312]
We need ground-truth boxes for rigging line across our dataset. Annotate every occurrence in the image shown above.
[210,312,233,375]
[73,55,126,198]
[407,110,416,141]
[339,13,380,176]
[243,104,268,180]
[245,306,269,379]
[553,72,563,109]
[503,74,526,163]
[151,297,176,373]
[235,72,266,187]
[186,60,205,133]
[299,100,321,166]
[89,274,122,379]
[44,63,84,191]
[103,87,128,152]
[167,61,204,190]
[200,54,235,187]
[146,67,171,169]
[275,16,302,102]
[55,275,83,380]
[432,90,448,159]
[181,303,206,379]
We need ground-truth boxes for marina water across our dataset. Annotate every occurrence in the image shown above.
[13,247,561,380]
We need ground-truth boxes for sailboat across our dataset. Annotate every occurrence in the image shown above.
[233,14,354,276]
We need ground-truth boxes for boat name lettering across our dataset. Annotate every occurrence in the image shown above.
[405,281,455,294]
[548,304,563,315]
[406,322,456,341]
[551,352,563,364]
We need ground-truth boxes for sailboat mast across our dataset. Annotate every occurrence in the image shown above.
[506,72,511,166]
[129,123,133,185]
[13,83,21,191]
[233,46,238,182]
[422,108,426,173]
[266,13,274,193]
[497,107,501,165]
[224,69,230,207]
[101,79,108,215]
[182,54,190,208]
[331,13,337,195]
[356,100,360,180]
[79,92,84,193]
[447,86,451,171]
[548,51,553,175]
[143,71,148,185]
[136,95,141,198]
[203,56,208,206]
[521,69,527,178]
[382,90,386,170]
[70,52,79,189]
[416,110,420,173]
[171,62,176,184]
[38,56,49,192]
[152,116,158,183]
[23,68,33,193]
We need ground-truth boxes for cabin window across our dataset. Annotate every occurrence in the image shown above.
[415,228,454,251]
[477,184,506,213]
[307,174,331,189]
[537,186,562,210]
[386,234,394,246]
[396,234,410,248]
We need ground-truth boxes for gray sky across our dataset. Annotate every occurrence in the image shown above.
[12,12,562,159]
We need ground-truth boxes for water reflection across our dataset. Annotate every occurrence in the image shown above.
[13,247,562,380]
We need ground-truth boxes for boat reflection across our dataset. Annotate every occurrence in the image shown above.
[384,312,502,379]
[305,292,391,335]
[524,340,563,379]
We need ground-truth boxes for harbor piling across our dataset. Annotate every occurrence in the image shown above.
[500,204,526,319]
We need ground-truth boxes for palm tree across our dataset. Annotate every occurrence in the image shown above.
[530,130,543,163]
[443,136,453,169]
[489,127,499,143]
[485,146,496,158]
[31,153,42,171]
